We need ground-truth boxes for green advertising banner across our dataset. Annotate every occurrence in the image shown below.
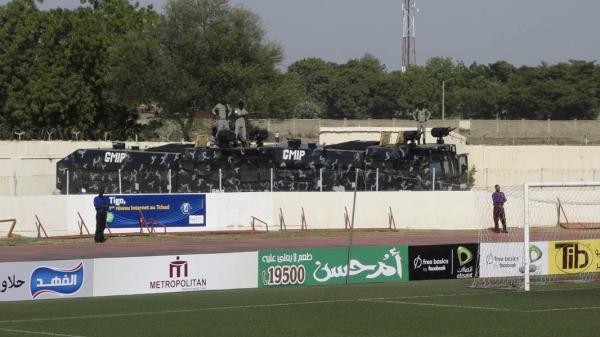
[259,246,409,288]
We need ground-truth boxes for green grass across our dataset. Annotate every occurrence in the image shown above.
[1,279,600,337]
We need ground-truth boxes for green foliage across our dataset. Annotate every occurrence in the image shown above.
[287,56,600,121]
[106,0,286,139]
[293,100,324,119]
[0,0,156,133]
[1,0,599,137]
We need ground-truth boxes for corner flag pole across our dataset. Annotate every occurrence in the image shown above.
[345,168,359,285]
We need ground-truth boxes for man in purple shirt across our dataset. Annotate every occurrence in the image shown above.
[492,184,507,233]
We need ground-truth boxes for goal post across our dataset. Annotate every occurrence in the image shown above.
[473,181,600,292]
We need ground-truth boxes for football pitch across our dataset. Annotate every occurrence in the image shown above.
[1,279,599,337]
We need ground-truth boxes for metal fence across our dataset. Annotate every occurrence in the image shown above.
[476,168,600,190]
[3,119,600,144]
[5,168,600,195]
[52,166,463,196]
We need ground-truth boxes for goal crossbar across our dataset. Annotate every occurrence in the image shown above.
[523,181,600,291]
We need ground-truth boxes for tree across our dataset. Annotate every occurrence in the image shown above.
[0,0,156,136]
[107,0,284,140]
[292,100,323,119]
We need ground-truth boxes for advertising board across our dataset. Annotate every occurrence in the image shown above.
[408,244,478,280]
[259,246,408,288]
[93,252,257,296]
[548,239,600,275]
[478,242,548,278]
[0,259,94,301]
[106,193,206,228]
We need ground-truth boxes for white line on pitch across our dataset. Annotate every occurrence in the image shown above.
[1,285,599,325]
[527,306,600,313]
[0,327,86,337]
[363,299,519,312]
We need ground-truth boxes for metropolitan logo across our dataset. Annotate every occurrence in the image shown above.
[149,256,207,290]
[170,256,188,278]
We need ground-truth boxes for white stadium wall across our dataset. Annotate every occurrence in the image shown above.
[0,141,168,196]
[468,145,600,188]
[1,191,490,237]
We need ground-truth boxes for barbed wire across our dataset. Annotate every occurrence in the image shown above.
[0,127,160,141]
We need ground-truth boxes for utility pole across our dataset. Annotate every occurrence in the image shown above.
[442,80,445,120]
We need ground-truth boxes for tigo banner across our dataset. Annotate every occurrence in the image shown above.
[106,193,206,228]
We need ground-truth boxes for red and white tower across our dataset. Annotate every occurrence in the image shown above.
[401,0,417,72]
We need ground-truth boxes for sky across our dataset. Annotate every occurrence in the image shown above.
[4,0,600,71]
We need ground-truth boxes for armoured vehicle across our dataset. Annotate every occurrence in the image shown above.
[56,128,468,194]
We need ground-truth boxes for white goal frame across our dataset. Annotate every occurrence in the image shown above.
[523,181,600,291]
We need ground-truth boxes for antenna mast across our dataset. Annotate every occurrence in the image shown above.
[401,0,417,72]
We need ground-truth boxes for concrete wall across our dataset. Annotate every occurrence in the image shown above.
[0,191,512,237]
[250,119,600,145]
[273,191,480,231]
[0,141,168,195]
[468,145,600,188]
[319,127,468,153]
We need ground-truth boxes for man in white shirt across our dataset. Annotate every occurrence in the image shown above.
[412,106,431,144]
[212,101,231,132]
[234,100,248,143]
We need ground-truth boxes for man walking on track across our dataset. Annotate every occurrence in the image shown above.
[492,184,507,233]
[94,189,110,243]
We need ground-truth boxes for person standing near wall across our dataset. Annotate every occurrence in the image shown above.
[234,100,248,144]
[492,184,508,233]
[94,189,110,243]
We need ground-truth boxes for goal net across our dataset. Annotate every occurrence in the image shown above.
[472,182,600,291]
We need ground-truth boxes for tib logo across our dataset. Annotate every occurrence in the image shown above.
[169,256,188,278]
[554,242,591,273]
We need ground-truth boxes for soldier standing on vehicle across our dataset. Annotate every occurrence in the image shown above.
[412,106,431,144]
[234,100,248,143]
[212,100,231,132]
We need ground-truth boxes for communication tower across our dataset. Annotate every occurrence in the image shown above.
[401,0,417,71]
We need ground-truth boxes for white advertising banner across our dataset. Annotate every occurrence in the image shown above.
[479,242,548,278]
[93,252,258,296]
[0,259,94,302]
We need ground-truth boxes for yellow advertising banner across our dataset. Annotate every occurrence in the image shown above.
[548,239,600,275]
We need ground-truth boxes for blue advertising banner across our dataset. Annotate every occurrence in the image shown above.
[107,194,206,228]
